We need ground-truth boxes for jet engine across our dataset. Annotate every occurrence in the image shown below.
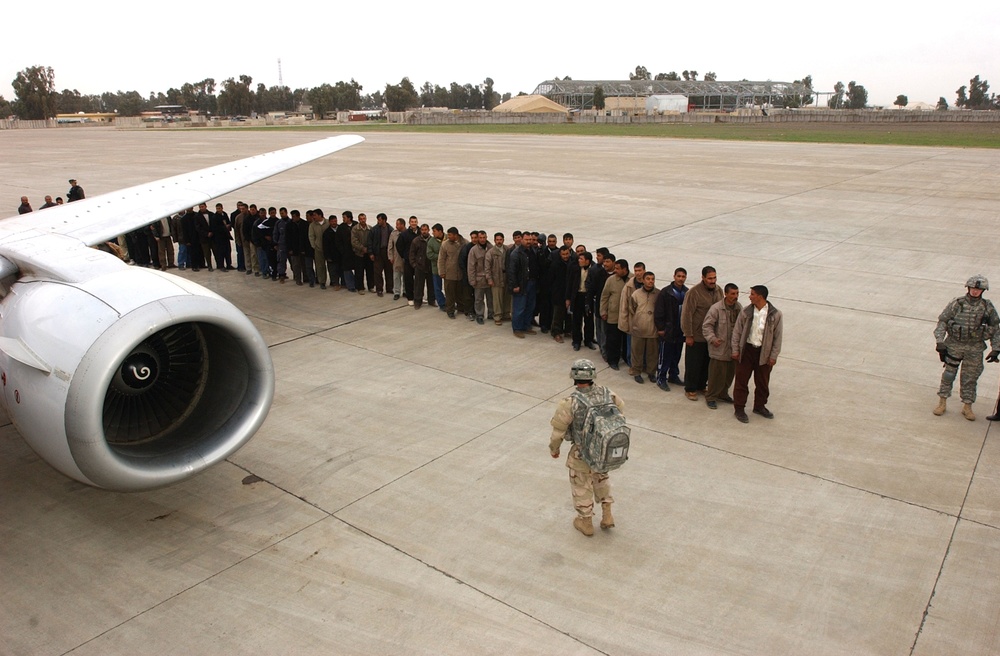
[0,265,273,491]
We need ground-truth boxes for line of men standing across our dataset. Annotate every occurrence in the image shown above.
[614,264,784,423]
[122,205,786,421]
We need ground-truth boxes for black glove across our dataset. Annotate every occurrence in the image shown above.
[937,343,948,363]
[987,350,999,363]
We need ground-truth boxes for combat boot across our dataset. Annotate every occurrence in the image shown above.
[933,397,946,416]
[600,503,615,530]
[573,516,594,537]
[963,403,976,421]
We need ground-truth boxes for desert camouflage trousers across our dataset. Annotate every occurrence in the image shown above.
[938,339,986,404]
[566,445,613,519]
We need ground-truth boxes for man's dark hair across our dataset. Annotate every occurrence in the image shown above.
[634,261,645,270]
[432,222,443,232]
[751,284,769,300]
[563,232,573,240]
[342,210,353,219]
[724,283,739,293]
[291,209,300,217]
[605,252,615,262]
[315,209,324,217]
[675,267,687,275]
[512,230,523,238]
[616,258,629,270]
[559,245,570,253]
[643,271,655,279]
[596,247,610,258]
[447,226,459,235]
[702,265,717,277]
[579,251,593,264]
[377,212,387,220]
[494,232,503,239]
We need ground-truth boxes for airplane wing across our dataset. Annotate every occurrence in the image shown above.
[0,134,364,247]
[0,134,364,491]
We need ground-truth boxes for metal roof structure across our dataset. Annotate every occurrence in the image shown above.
[532,79,816,111]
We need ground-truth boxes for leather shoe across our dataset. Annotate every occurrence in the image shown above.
[634,375,644,384]
[685,391,698,401]
[585,342,597,350]
[573,343,581,351]
[753,407,774,419]
[735,410,749,423]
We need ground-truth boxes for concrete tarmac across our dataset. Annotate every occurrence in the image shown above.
[2,127,1000,655]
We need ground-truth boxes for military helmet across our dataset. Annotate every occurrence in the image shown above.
[967,274,990,291]
[571,359,597,382]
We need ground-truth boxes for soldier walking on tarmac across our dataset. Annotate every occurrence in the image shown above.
[934,275,1000,421]
[549,359,625,537]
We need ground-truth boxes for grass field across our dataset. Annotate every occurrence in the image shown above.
[250,121,1000,148]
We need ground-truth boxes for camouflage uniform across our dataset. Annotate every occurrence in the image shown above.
[935,292,1000,404]
[549,384,624,519]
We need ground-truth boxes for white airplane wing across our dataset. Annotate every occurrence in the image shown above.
[0,133,364,247]
[0,134,363,491]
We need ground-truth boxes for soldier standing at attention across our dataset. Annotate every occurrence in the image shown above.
[549,359,625,537]
[934,275,1000,421]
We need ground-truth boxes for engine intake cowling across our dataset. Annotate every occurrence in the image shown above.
[0,267,273,491]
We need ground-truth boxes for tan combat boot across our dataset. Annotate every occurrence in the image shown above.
[600,503,615,530]
[573,516,594,537]
[963,403,976,421]
[933,397,947,416]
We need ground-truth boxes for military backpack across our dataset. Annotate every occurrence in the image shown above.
[570,386,630,473]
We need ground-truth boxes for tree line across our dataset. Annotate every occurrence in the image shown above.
[0,66,511,120]
[4,64,999,119]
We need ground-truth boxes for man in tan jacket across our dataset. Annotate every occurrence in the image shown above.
[438,227,468,319]
[622,271,660,384]
[600,259,630,371]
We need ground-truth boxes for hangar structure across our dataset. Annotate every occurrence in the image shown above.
[532,79,816,111]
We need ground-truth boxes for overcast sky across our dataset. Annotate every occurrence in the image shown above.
[3,0,998,108]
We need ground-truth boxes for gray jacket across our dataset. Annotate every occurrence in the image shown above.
[703,299,743,361]
[731,301,783,365]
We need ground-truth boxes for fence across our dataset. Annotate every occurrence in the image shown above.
[5,109,1000,130]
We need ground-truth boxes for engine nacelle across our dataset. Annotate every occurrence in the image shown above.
[0,267,273,491]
